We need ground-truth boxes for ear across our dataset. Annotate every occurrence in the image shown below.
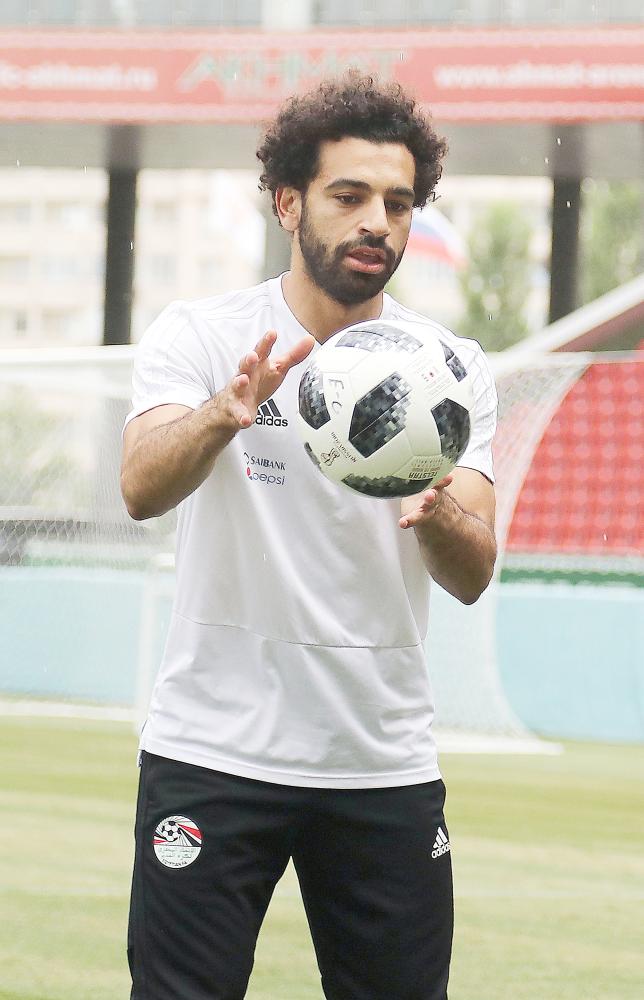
[275,186,302,233]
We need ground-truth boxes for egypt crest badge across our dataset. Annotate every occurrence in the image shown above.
[153,815,203,869]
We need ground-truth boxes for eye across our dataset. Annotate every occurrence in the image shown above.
[387,201,411,215]
[335,194,360,206]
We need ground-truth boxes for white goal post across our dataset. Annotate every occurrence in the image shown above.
[1,343,639,751]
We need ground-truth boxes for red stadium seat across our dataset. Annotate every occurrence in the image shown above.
[507,361,644,556]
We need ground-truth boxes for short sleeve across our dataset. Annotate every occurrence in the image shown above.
[124,302,215,429]
[457,346,498,484]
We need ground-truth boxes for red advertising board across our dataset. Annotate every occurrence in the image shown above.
[0,27,642,123]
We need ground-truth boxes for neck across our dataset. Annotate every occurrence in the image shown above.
[281,261,385,344]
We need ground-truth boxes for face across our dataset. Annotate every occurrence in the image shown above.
[291,137,416,306]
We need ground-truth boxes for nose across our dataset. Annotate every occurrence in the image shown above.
[358,197,390,240]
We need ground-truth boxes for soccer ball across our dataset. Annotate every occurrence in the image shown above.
[297,320,473,498]
[158,819,180,842]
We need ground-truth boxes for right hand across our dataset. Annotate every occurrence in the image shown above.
[217,330,315,429]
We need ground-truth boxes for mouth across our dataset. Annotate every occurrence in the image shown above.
[344,248,388,274]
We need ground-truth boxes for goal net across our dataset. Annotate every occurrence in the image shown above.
[1,346,641,750]
[0,347,174,718]
[427,352,588,752]
[428,350,643,752]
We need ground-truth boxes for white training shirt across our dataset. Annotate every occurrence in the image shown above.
[126,275,497,788]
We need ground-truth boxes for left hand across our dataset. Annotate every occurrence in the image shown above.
[399,475,453,530]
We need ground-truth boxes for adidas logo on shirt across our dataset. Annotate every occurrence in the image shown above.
[431,827,451,859]
[255,398,288,428]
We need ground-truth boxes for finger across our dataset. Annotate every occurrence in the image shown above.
[274,335,315,373]
[399,489,441,529]
[411,480,451,511]
[229,374,253,410]
[237,350,259,376]
[231,373,250,392]
[221,377,254,427]
[399,506,430,530]
[253,330,278,362]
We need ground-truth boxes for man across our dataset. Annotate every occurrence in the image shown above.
[122,72,497,1000]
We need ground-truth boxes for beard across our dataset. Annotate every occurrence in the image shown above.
[297,200,406,306]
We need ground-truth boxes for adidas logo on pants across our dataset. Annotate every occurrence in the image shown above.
[432,826,451,859]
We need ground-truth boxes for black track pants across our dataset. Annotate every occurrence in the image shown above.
[128,752,454,1000]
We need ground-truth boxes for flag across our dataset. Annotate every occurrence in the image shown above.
[407,204,466,269]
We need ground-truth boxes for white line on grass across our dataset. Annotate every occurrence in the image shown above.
[0,699,136,723]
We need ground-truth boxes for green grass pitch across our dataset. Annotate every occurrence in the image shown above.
[1,716,643,1000]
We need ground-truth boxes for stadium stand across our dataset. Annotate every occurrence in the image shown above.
[507,356,643,557]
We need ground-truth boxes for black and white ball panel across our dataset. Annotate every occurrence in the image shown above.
[303,441,322,469]
[440,341,468,382]
[348,373,412,458]
[432,399,471,465]
[298,364,331,430]
[341,472,432,498]
[337,321,423,354]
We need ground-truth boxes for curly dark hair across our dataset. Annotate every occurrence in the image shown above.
[257,71,447,215]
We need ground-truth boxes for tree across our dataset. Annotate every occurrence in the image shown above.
[0,388,81,511]
[458,202,533,351]
[580,180,644,305]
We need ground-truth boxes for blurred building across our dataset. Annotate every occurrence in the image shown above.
[0,167,264,345]
[0,166,556,344]
[0,1,642,344]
